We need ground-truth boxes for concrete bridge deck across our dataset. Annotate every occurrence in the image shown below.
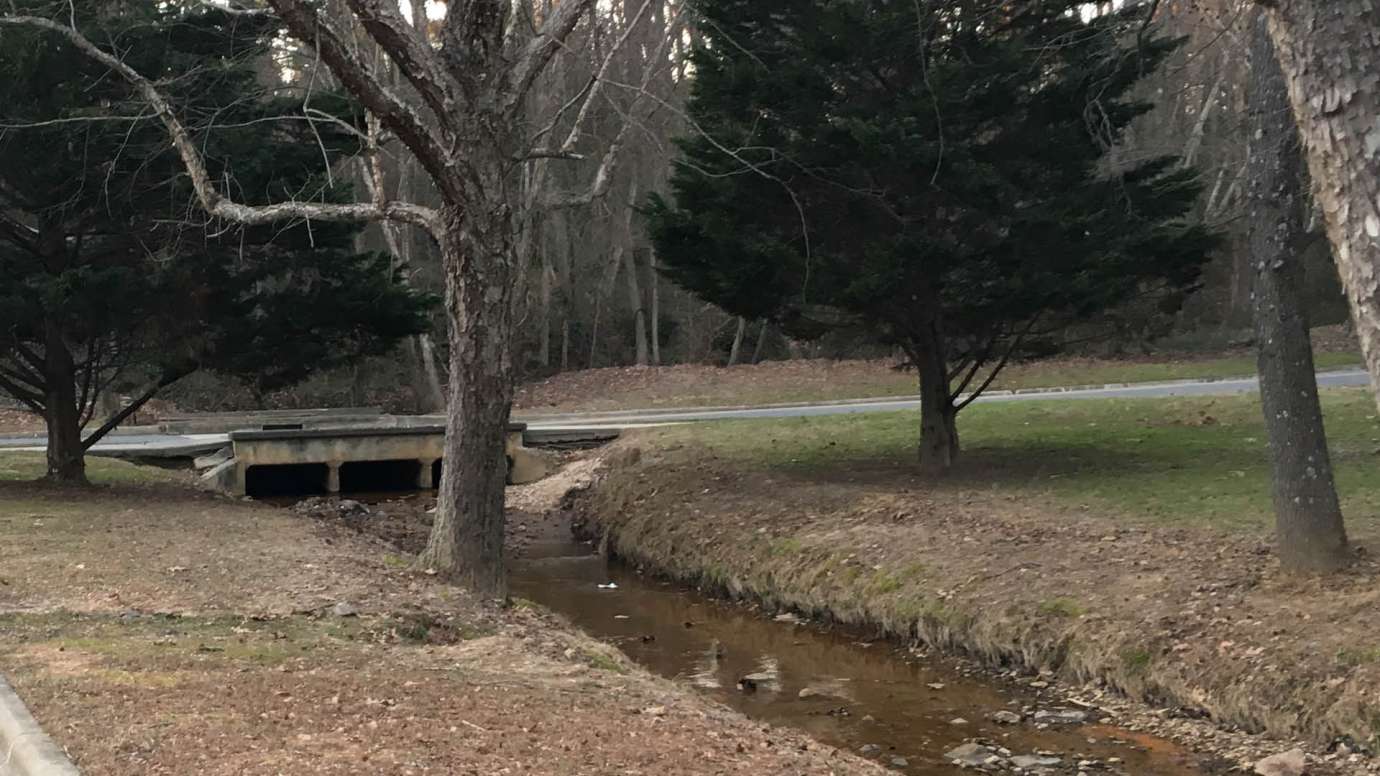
[210,423,546,496]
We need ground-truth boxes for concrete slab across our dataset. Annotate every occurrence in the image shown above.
[0,675,80,776]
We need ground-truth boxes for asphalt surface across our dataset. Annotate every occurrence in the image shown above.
[0,369,1369,455]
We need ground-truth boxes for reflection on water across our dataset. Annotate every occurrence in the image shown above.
[511,536,1210,775]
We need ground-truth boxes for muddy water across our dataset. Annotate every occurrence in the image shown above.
[511,534,1210,775]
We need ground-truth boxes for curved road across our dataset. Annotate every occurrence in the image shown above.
[0,368,1370,455]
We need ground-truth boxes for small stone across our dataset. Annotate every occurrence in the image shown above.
[331,602,359,617]
[798,687,821,699]
[641,705,667,717]
[1011,754,1062,769]
[1254,749,1306,776]
[774,612,803,625]
[927,682,946,690]
[889,756,909,767]
[859,744,882,757]
[949,717,969,725]
[1032,709,1087,725]
[990,710,1023,725]
[1029,680,1050,688]
[945,742,1000,768]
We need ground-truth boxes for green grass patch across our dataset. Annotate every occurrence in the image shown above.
[1036,598,1085,618]
[1120,646,1153,673]
[642,388,1380,536]
[1336,646,1380,667]
[0,452,185,487]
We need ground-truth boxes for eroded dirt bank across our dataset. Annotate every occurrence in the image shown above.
[573,439,1380,774]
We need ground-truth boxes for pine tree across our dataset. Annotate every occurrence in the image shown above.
[0,1,433,482]
[648,0,1216,473]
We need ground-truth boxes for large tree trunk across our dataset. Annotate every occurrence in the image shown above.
[42,318,86,484]
[418,202,515,599]
[914,331,959,476]
[1248,11,1349,573]
[1262,1,1380,410]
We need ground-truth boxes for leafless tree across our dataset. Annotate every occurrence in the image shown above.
[0,0,663,597]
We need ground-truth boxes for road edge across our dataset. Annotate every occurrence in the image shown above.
[0,675,80,776]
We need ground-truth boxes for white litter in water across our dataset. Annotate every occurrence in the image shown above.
[597,582,619,590]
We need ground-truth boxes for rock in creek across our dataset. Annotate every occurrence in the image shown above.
[944,742,1001,768]
[989,710,1023,725]
[1010,753,1062,769]
[1032,708,1087,725]
[1254,749,1307,776]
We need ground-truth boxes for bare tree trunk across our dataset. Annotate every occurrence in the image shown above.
[650,250,661,365]
[415,334,445,412]
[561,318,571,371]
[726,316,747,366]
[1262,1,1380,411]
[538,258,553,367]
[589,297,603,369]
[625,248,649,366]
[1248,11,1349,573]
[751,319,769,364]
[419,203,516,599]
[42,317,86,484]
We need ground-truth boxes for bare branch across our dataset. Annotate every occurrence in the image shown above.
[343,0,464,133]
[264,0,460,205]
[505,0,597,115]
[0,13,442,234]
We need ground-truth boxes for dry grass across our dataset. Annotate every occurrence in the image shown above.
[515,350,1362,414]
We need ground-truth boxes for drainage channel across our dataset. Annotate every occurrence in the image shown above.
[509,533,1212,775]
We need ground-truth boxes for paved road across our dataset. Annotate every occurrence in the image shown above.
[0,369,1369,455]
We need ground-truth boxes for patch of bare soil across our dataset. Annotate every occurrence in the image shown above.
[577,439,1380,774]
[0,407,43,434]
[0,478,884,775]
[515,359,915,413]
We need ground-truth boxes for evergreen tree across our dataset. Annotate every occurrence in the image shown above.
[648,0,1216,473]
[0,1,434,483]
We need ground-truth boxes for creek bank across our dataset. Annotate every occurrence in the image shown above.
[571,440,1380,774]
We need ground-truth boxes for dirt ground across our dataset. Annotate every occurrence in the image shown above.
[577,439,1380,774]
[0,469,884,775]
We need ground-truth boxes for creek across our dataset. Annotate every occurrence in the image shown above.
[509,529,1213,775]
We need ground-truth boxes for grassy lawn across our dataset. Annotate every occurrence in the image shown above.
[642,387,1380,536]
[0,452,187,486]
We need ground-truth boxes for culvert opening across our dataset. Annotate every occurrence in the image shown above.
[431,459,442,490]
[245,463,328,498]
[340,460,422,493]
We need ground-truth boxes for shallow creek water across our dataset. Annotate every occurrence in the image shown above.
[509,532,1212,775]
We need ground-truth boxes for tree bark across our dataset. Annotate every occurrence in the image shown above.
[751,319,769,364]
[416,333,446,413]
[1248,11,1349,573]
[650,250,661,365]
[42,318,85,484]
[625,248,650,366]
[726,316,746,366]
[913,330,959,476]
[1261,1,1380,411]
[418,201,516,599]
